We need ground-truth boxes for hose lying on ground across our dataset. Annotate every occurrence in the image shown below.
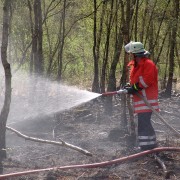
[0,147,179,179]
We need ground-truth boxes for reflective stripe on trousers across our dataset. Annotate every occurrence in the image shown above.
[138,135,156,146]
[139,140,156,146]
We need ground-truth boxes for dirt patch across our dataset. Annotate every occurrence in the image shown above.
[2,94,180,179]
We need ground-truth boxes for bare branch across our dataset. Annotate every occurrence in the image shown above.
[154,154,167,176]
[6,126,92,157]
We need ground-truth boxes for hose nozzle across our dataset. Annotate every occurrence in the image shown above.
[102,89,127,96]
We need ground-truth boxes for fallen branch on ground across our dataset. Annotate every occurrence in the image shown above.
[154,154,167,176]
[0,147,179,179]
[6,126,92,156]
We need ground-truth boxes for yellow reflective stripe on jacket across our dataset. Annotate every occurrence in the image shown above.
[133,83,138,90]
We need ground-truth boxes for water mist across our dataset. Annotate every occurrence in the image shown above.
[0,71,101,127]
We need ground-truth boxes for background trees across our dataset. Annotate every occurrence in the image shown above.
[0,0,179,93]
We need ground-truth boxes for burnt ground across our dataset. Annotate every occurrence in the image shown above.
[2,93,180,180]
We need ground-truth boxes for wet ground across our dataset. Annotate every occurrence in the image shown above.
[2,93,180,179]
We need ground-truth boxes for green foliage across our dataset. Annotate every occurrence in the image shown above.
[0,0,179,87]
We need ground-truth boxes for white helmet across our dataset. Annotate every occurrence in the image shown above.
[125,41,145,54]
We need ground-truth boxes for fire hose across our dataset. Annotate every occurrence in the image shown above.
[102,89,180,138]
[0,147,179,179]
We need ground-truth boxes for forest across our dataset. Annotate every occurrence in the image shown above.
[0,0,179,179]
[0,0,179,92]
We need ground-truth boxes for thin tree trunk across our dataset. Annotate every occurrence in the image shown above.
[27,0,34,74]
[120,1,131,130]
[32,0,43,75]
[149,20,154,59]
[37,0,43,75]
[140,1,148,42]
[92,0,100,93]
[0,0,12,173]
[165,0,179,97]
[144,0,157,47]
[161,31,171,90]
[134,0,139,41]
[105,1,122,115]
[152,0,170,51]
[33,0,38,74]
[57,0,66,81]
[155,25,169,65]
[100,0,114,93]
[175,45,180,76]
[120,1,136,137]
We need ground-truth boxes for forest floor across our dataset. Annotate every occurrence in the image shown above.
[2,91,180,180]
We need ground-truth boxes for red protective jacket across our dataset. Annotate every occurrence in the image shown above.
[128,57,159,113]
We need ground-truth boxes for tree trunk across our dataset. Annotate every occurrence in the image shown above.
[100,0,114,93]
[155,25,169,65]
[120,1,136,138]
[27,0,34,74]
[149,20,154,59]
[140,1,148,42]
[165,0,179,97]
[28,0,44,75]
[134,0,139,41]
[144,0,157,47]
[105,1,123,115]
[152,0,170,52]
[92,0,100,93]
[0,0,12,173]
[34,0,43,75]
[57,0,66,81]
[37,0,43,75]
[161,32,170,90]
[175,45,180,77]
[120,1,131,129]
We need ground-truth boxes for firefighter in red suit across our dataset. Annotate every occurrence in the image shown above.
[124,41,159,151]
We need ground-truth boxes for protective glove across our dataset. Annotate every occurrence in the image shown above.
[125,86,137,94]
[124,83,142,95]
